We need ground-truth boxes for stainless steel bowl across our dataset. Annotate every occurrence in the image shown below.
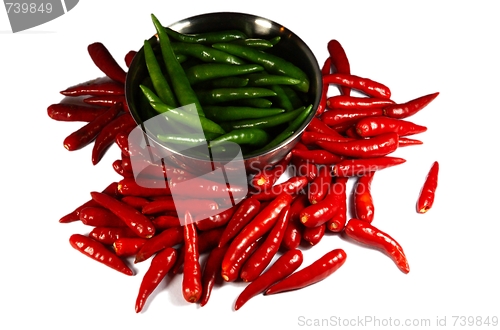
[125,12,322,175]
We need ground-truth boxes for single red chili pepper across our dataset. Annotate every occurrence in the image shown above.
[134,226,184,263]
[120,154,133,174]
[291,148,343,166]
[383,92,439,119]
[306,117,346,139]
[218,197,261,248]
[63,102,121,151]
[69,233,133,276]
[344,218,409,273]
[91,191,156,239]
[344,126,361,139]
[79,206,125,227]
[141,197,218,216]
[354,172,375,223]
[59,182,119,223]
[120,196,150,210]
[200,245,228,307]
[234,248,303,310]
[302,223,326,246]
[332,156,406,177]
[416,161,439,214]
[60,80,124,96]
[151,215,181,230]
[327,95,394,109]
[168,175,247,200]
[315,57,331,116]
[327,39,351,96]
[300,185,339,228]
[47,103,108,122]
[250,175,308,201]
[118,177,172,197]
[398,137,423,147]
[323,73,391,99]
[194,206,236,231]
[265,248,347,295]
[83,95,129,111]
[320,107,384,127]
[221,192,293,282]
[281,193,308,250]
[316,132,399,159]
[355,116,427,138]
[112,159,132,178]
[249,151,292,191]
[301,131,352,146]
[221,237,262,283]
[326,177,348,232]
[124,50,137,68]
[182,212,203,303]
[240,205,290,282]
[88,226,138,245]
[308,165,333,204]
[88,42,127,84]
[92,112,136,165]
[115,132,130,155]
[135,247,177,313]
[113,237,147,257]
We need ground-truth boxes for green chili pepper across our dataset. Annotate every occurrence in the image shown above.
[185,63,264,85]
[151,14,205,117]
[156,132,220,146]
[208,128,269,148]
[172,42,246,65]
[268,36,281,45]
[211,43,310,93]
[232,38,274,49]
[195,87,277,105]
[281,85,305,109]
[198,76,249,89]
[220,106,305,131]
[270,84,294,112]
[203,105,285,122]
[166,27,247,44]
[232,98,273,108]
[246,73,301,86]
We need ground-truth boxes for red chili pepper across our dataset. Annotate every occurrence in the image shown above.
[383,92,439,119]
[141,197,218,216]
[300,185,338,228]
[416,161,439,214]
[221,192,293,282]
[315,57,331,116]
[323,73,391,99]
[316,132,399,159]
[88,226,138,245]
[320,107,384,127]
[303,223,326,246]
[249,151,292,191]
[281,193,308,250]
[63,102,121,151]
[240,205,290,282]
[112,159,131,178]
[135,247,177,313]
[124,50,137,68]
[182,213,203,303]
[69,233,133,276]
[398,137,423,147]
[120,196,150,210]
[344,219,409,274]
[91,191,156,239]
[115,132,130,155]
[200,245,228,307]
[327,39,351,96]
[306,117,347,139]
[234,248,303,310]
[308,165,333,204]
[168,175,247,200]
[291,148,343,165]
[134,226,183,263]
[88,42,127,84]
[120,154,133,174]
[118,177,172,197]
[265,248,347,295]
[353,172,375,223]
[291,160,318,182]
[332,156,406,177]
[47,103,108,122]
[355,116,427,137]
[83,95,129,111]
[327,95,394,109]
[195,206,236,231]
[301,131,352,146]
[92,112,136,165]
[250,175,308,201]
[79,206,125,227]
[151,215,181,230]
[60,80,124,96]
[113,237,147,257]
[326,177,348,232]
[218,197,261,248]
[221,237,261,283]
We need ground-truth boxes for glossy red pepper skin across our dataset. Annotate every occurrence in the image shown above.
[91,191,155,239]
[219,197,261,247]
[79,206,125,227]
[60,80,124,96]
[326,177,348,232]
[345,219,410,273]
[306,117,346,138]
[47,103,107,122]
[83,95,128,110]
[120,196,150,210]
[291,160,318,182]
[112,159,130,178]
[300,185,338,228]
[118,177,172,197]
[383,92,439,119]
[265,248,347,295]
[315,57,331,116]
[398,137,423,147]
[194,206,236,231]
[69,234,133,276]
[302,223,326,246]
[332,156,406,177]
[327,95,394,109]
[354,172,375,223]
[141,197,218,216]
[234,249,303,310]
[308,165,333,204]
[301,131,352,146]
[168,175,247,200]
[63,102,121,151]
[221,192,293,282]
[113,237,147,257]
[317,132,399,159]
[323,73,391,99]
[327,39,351,96]
[88,42,127,84]
[416,161,439,214]
[182,213,203,303]
[281,193,308,250]
[88,226,138,245]
[355,116,427,137]
[249,151,292,191]
[200,245,228,307]
[134,226,183,263]
[291,148,343,165]
[124,50,137,68]
[320,107,384,127]
[240,205,290,282]
[135,247,177,313]
[250,175,308,201]
[151,215,181,230]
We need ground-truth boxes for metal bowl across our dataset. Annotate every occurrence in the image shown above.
[125,12,322,175]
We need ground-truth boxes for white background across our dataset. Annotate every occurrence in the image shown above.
[1,1,499,329]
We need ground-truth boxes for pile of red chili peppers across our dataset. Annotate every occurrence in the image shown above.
[48,37,440,313]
